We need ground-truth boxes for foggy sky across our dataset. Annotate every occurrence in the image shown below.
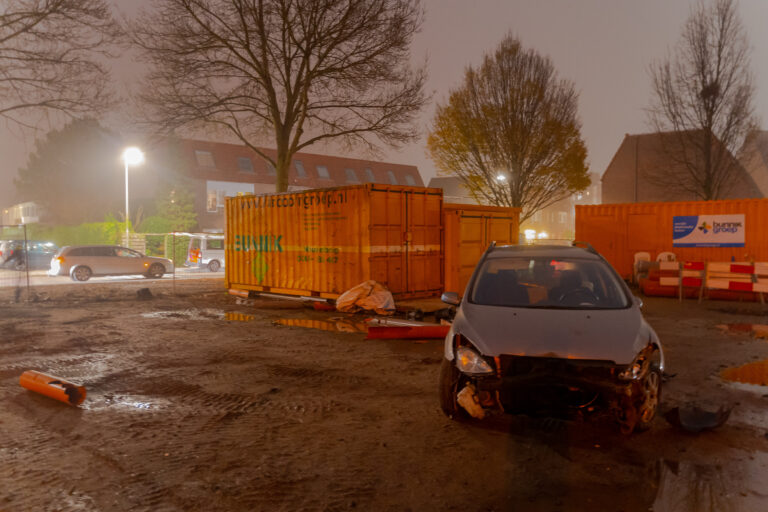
[2,0,768,208]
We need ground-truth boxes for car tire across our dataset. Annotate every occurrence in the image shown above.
[145,263,165,279]
[439,358,469,420]
[208,259,221,272]
[71,266,92,282]
[634,368,662,432]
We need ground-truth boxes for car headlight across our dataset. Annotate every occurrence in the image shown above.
[455,345,494,375]
[618,345,653,381]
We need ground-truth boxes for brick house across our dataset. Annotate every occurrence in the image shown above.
[141,139,423,232]
[602,132,761,204]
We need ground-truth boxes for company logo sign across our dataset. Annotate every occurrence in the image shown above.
[673,215,745,247]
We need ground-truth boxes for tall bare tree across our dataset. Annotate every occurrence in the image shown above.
[427,34,589,222]
[132,0,427,192]
[647,0,756,200]
[0,0,119,126]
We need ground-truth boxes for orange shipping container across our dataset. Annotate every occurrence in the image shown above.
[443,203,521,295]
[225,184,443,299]
[576,199,768,279]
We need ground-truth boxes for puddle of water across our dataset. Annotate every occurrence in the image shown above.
[142,309,225,321]
[652,453,768,512]
[721,360,768,386]
[274,317,368,333]
[226,312,255,322]
[716,323,768,339]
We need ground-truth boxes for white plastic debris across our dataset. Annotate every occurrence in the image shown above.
[336,280,396,315]
[456,383,485,419]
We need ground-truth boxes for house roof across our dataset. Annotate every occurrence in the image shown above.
[427,176,475,204]
[739,130,768,197]
[169,138,423,189]
[602,131,761,202]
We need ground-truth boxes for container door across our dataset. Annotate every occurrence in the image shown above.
[369,190,407,294]
[404,190,443,296]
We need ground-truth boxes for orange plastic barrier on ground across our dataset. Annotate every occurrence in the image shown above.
[366,325,450,340]
[19,370,86,406]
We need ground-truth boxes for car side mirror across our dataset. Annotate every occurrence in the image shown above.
[633,295,643,308]
[441,292,460,306]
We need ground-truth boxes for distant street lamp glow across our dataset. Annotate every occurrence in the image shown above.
[496,174,507,182]
[122,147,145,244]
[524,229,536,241]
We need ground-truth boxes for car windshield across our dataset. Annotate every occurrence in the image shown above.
[470,256,630,309]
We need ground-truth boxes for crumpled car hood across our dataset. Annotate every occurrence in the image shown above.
[453,303,650,365]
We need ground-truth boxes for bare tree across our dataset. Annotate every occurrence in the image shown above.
[647,0,756,200]
[131,0,427,192]
[0,0,119,126]
[427,34,589,222]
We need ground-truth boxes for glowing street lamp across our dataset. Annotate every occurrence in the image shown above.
[122,147,144,245]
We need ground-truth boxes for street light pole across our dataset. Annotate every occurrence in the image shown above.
[122,147,145,247]
[125,158,130,245]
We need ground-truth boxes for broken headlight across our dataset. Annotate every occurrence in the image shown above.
[455,345,494,376]
[618,345,653,381]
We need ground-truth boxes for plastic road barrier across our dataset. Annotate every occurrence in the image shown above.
[19,370,86,406]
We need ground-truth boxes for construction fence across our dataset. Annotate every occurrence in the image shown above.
[0,226,224,301]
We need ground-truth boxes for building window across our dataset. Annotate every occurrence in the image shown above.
[237,157,254,173]
[316,165,330,179]
[295,160,307,178]
[364,168,375,182]
[195,150,215,168]
[387,170,397,185]
[404,175,416,186]
[532,211,542,222]
[266,161,276,176]
[558,211,568,224]
[345,168,358,183]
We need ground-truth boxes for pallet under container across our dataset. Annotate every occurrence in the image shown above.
[225,184,443,300]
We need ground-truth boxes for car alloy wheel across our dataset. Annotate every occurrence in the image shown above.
[72,266,92,282]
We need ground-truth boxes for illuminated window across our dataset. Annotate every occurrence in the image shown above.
[316,165,330,179]
[558,211,567,224]
[195,150,215,167]
[387,170,397,185]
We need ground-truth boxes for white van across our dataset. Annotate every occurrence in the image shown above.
[187,234,225,272]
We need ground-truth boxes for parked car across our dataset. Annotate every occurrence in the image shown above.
[439,242,664,434]
[0,240,59,270]
[48,245,174,282]
[187,234,225,272]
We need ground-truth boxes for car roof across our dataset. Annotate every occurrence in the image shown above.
[485,244,603,260]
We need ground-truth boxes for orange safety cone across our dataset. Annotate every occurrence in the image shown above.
[19,370,86,406]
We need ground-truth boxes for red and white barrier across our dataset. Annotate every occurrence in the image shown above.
[706,262,768,293]
[658,261,706,288]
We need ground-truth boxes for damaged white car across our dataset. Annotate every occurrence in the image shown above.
[439,243,664,434]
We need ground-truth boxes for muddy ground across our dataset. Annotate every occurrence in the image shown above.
[1,280,768,511]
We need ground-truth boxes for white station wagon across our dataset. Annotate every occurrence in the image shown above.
[48,245,174,281]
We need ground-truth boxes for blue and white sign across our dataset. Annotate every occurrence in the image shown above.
[673,214,745,247]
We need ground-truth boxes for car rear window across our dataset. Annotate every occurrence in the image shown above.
[470,256,630,309]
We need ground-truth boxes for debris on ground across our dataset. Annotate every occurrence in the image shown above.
[336,281,395,315]
[663,405,732,433]
[19,370,87,406]
[312,301,336,312]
